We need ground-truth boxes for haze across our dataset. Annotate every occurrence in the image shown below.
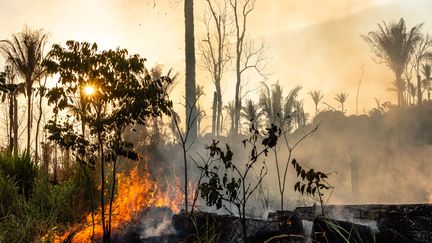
[2,0,432,121]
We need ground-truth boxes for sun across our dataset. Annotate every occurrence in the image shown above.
[83,85,96,96]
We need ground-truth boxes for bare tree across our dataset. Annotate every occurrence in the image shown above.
[35,75,47,160]
[230,0,268,134]
[170,95,204,214]
[196,85,205,137]
[200,0,232,136]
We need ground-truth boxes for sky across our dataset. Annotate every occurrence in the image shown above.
[1,0,432,132]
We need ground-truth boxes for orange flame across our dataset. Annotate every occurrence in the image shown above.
[49,167,185,242]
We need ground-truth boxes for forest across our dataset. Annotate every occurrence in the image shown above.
[1,0,432,242]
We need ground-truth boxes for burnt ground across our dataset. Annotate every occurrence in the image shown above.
[106,204,432,242]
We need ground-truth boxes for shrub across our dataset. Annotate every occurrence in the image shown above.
[0,151,38,198]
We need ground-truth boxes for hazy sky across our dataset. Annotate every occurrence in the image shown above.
[1,0,431,130]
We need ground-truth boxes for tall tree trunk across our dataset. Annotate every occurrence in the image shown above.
[8,93,14,152]
[35,78,46,161]
[216,87,222,136]
[26,84,32,153]
[185,0,197,141]
[234,55,241,135]
[13,93,18,154]
[396,70,403,106]
[417,74,422,105]
[212,92,217,135]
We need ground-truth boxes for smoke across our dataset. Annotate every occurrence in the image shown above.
[141,216,175,238]
[139,207,176,239]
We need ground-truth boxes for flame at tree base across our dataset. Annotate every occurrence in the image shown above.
[50,167,183,242]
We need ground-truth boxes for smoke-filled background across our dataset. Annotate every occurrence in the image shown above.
[1,0,432,116]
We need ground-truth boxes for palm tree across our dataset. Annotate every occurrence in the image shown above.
[421,63,432,100]
[335,92,348,113]
[3,65,21,153]
[241,99,263,130]
[259,82,302,129]
[0,27,47,152]
[363,18,423,106]
[283,85,302,128]
[308,90,324,116]
[224,101,235,134]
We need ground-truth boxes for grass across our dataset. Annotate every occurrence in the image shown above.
[0,151,98,242]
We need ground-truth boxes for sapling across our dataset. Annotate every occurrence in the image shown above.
[292,159,333,217]
[198,123,275,241]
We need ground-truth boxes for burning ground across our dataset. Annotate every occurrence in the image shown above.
[47,165,185,242]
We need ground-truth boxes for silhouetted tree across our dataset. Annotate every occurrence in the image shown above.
[200,0,231,136]
[225,100,235,134]
[230,0,267,134]
[35,75,47,160]
[363,18,423,106]
[196,85,205,136]
[259,82,302,129]
[411,34,432,105]
[335,92,348,113]
[421,63,432,100]
[185,0,197,141]
[0,27,47,152]
[309,90,324,116]
[240,98,263,130]
[1,66,20,153]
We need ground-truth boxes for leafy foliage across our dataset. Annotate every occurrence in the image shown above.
[44,40,173,165]
[292,159,333,216]
[0,71,17,93]
[0,151,37,199]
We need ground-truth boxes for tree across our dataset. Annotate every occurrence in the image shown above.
[335,92,348,113]
[196,85,205,136]
[170,94,203,214]
[421,63,432,100]
[200,0,232,136]
[230,0,267,134]
[240,98,263,131]
[0,27,47,152]
[224,100,235,134]
[0,66,20,153]
[35,75,47,160]
[363,18,423,106]
[309,90,324,116]
[259,82,302,129]
[410,34,432,105]
[44,41,172,242]
[185,0,197,141]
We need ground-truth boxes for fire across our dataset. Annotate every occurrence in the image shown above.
[49,166,185,242]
